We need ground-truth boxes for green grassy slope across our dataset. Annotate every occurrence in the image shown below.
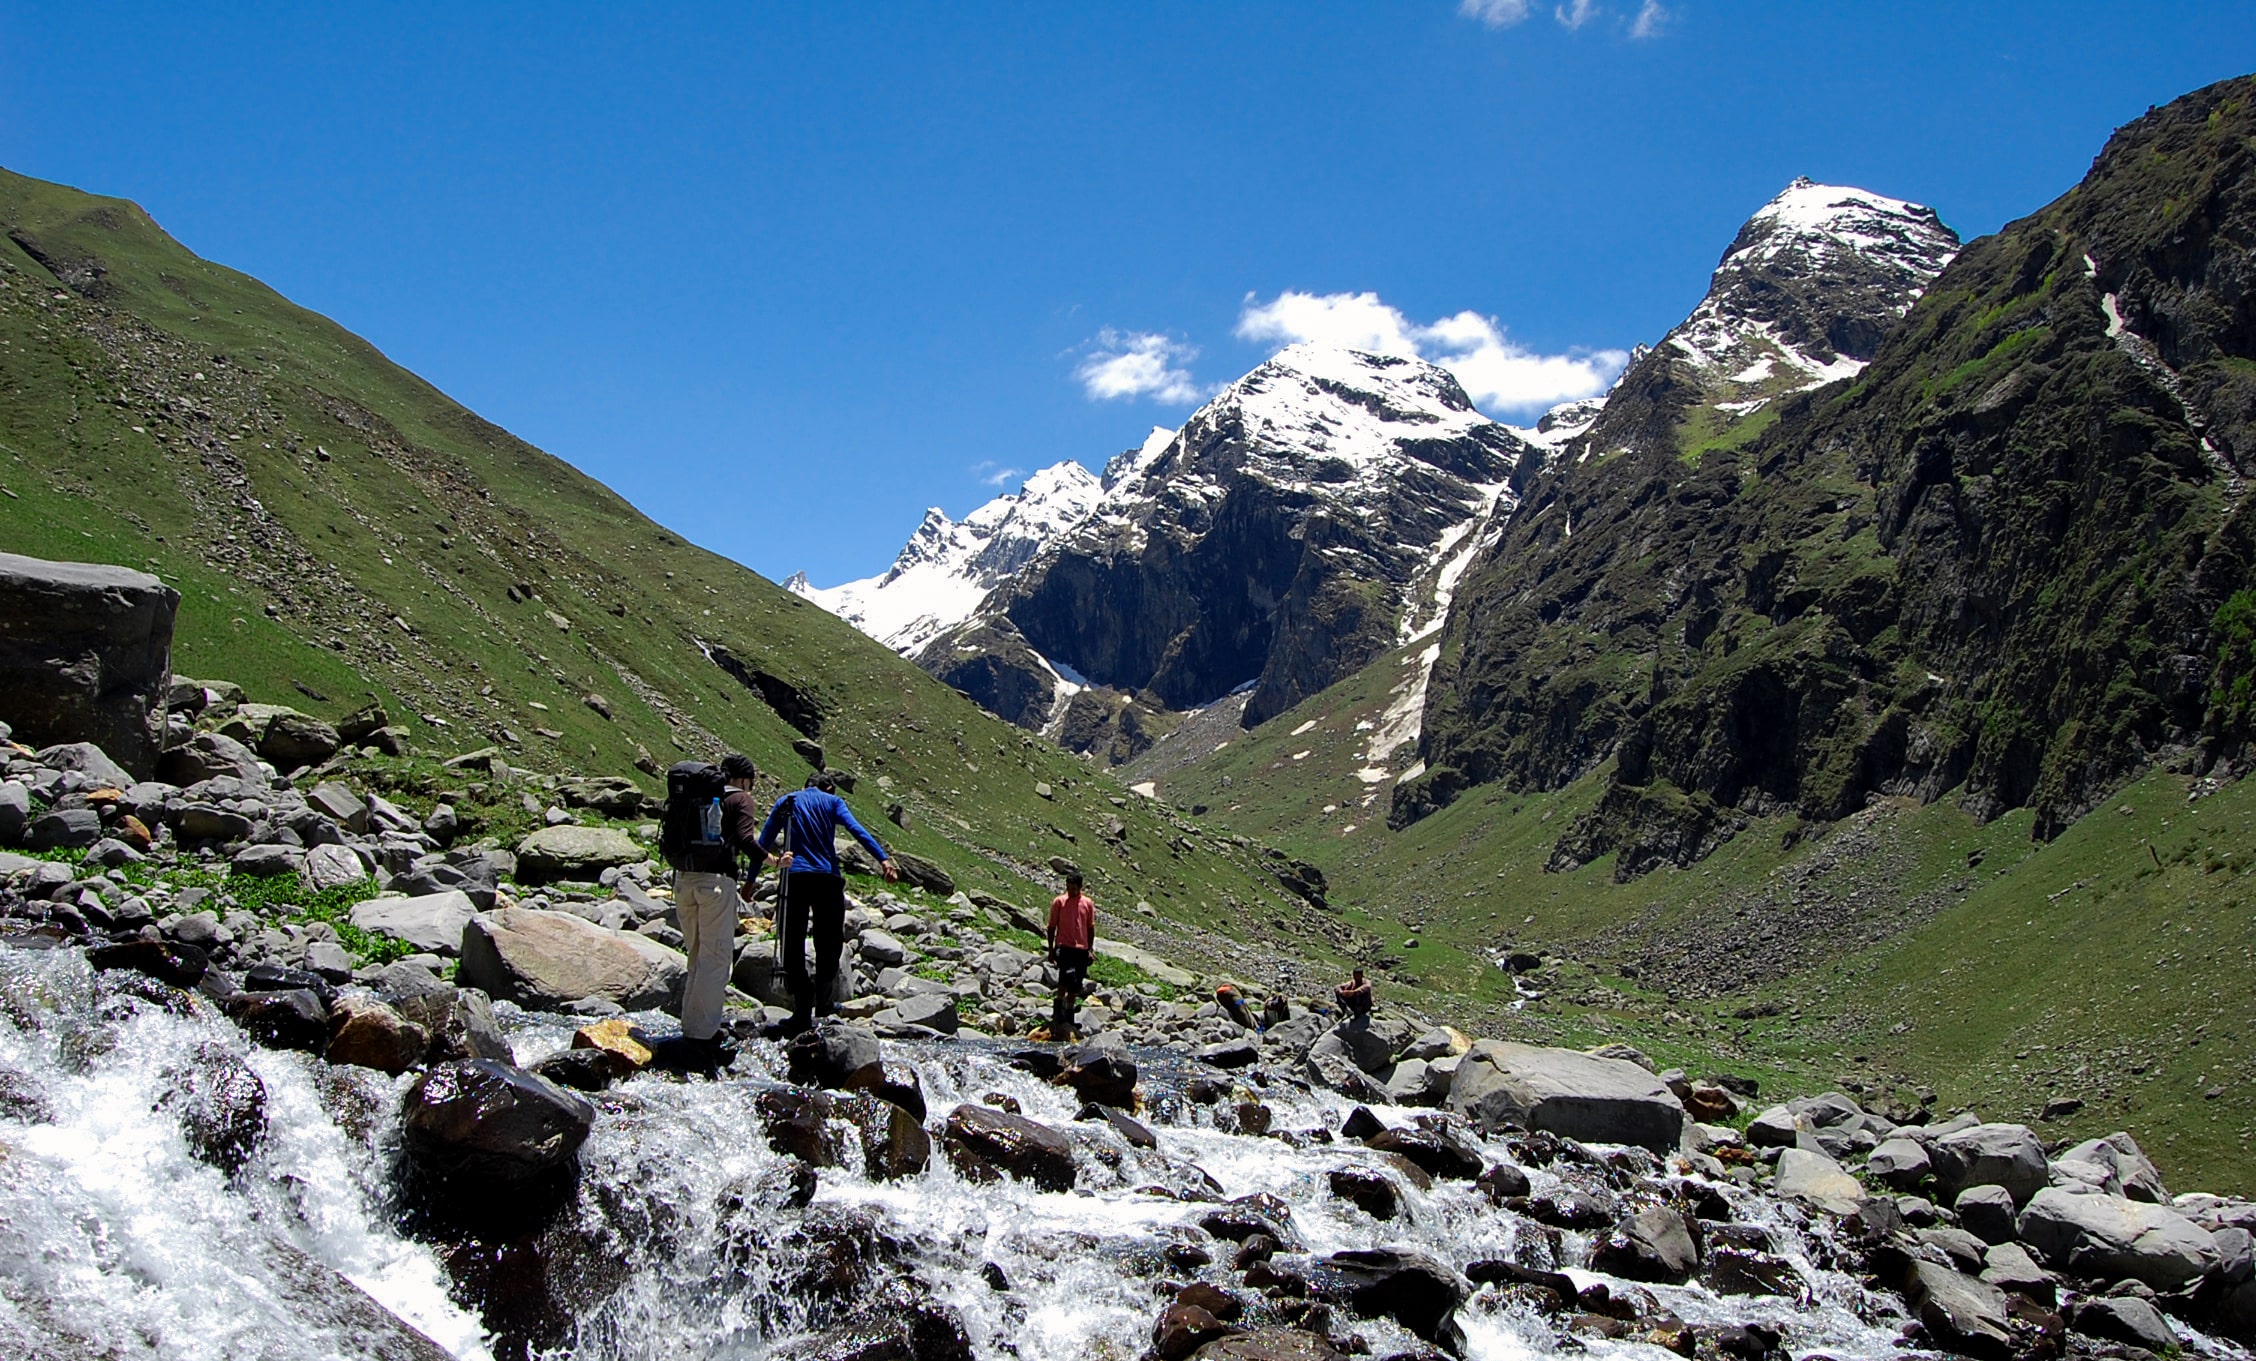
[0,166,1344,976]
[1155,646,2255,1192]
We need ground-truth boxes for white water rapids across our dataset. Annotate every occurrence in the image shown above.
[0,942,1920,1360]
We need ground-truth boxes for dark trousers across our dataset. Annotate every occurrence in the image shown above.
[780,872,847,1018]
[1051,947,1090,1034]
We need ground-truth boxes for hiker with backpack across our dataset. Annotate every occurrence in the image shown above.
[659,754,769,1057]
[759,771,898,1034]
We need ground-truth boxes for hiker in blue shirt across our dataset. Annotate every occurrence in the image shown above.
[759,771,898,1033]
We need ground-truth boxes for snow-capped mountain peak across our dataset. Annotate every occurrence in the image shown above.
[791,460,1104,655]
[1669,178,1959,391]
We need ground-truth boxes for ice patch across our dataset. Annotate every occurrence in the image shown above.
[1290,719,1318,737]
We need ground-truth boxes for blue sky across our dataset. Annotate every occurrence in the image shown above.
[3,4,2252,586]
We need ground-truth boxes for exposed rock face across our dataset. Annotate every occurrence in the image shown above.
[0,552,179,777]
[1406,78,2256,869]
[894,348,1534,756]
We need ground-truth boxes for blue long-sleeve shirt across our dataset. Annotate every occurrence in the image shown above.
[757,789,888,879]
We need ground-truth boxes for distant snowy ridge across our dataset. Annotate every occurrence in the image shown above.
[790,434,1165,655]
[1667,178,1958,396]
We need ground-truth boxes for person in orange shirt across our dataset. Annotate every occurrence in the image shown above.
[1046,869,1095,1041]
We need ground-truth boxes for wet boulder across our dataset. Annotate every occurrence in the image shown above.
[161,1041,268,1174]
[325,994,429,1075]
[841,1057,926,1120]
[2017,1186,2219,1289]
[0,552,177,778]
[1447,1040,1683,1152]
[769,1298,975,1361]
[87,937,208,989]
[1155,1301,1236,1360]
[1056,1045,1137,1108]
[786,1019,883,1089]
[1592,1206,1701,1283]
[402,1059,594,1189]
[458,908,685,1011]
[1313,1247,1467,1346]
[1186,1330,1346,1361]
[223,988,331,1053]
[942,1103,1075,1190]
[1328,1167,1400,1220]
[1364,1121,1483,1180]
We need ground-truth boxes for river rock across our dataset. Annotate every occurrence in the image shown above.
[1867,1136,1932,1190]
[459,908,685,1011]
[351,891,479,957]
[0,780,27,844]
[513,825,645,883]
[786,1019,883,1089]
[1447,1040,1684,1152]
[232,843,304,877]
[1328,1167,1400,1219]
[1200,1037,1260,1069]
[1364,1124,1482,1180]
[1956,1184,2020,1245]
[160,731,268,786]
[1978,1242,2054,1302]
[770,1298,975,1361]
[1314,1246,1467,1345]
[1592,1206,1701,1283]
[2072,1296,2179,1353]
[850,1092,933,1180]
[1187,1330,1345,1361]
[258,710,339,770]
[87,937,208,988]
[300,843,368,893]
[0,553,177,777]
[325,994,428,1075]
[402,1060,594,1198]
[1930,1122,2049,1205]
[2017,1186,2219,1288]
[1057,1046,1137,1107]
[222,988,330,1052]
[161,1041,268,1175]
[1901,1259,2013,1358]
[306,781,369,832]
[942,1103,1075,1190]
[1775,1148,1866,1213]
[1155,1302,1236,1361]
[2052,1132,2169,1202]
[27,807,101,850]
[35,740,135,791]
[873,991,958,1035]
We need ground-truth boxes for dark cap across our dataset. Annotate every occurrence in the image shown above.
[719,753,757,780]
[806,771,837,792]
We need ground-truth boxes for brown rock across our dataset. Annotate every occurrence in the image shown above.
[325,995,429,1075]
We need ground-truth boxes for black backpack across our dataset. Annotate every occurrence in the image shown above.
[659,761,729,869]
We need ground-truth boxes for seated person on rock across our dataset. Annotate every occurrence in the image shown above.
[1335,967,1373,1029]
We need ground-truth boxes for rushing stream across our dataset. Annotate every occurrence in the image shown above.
[0,940,2076,1360]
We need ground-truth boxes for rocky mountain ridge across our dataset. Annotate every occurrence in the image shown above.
[1401,76,2256,878]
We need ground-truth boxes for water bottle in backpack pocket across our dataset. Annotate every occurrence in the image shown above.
[661,761,730,869]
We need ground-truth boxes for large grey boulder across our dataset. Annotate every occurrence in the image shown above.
[873,992,959,1035]
[34,741,134,790]
[0,552,178,778]
[159,731,268,786]
[1447,1040,1684,1152]
[458,908,685,1011]
[2071,1296,2179,1353]
[1931,1123,2050,1205]
[256,710,339,771]
[1868,1136,1933,1190]
[351,891,479,957]
[0,780,27,845]
[1901,1259,2013,1358]
[2052,1132,2168,1203]
[1775,1147,1866,1214]
[2018,1186,2220,1289]
[300,843,369,893]
[514,825,645,883]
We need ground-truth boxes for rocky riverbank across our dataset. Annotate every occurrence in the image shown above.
[4,710,2256,1359]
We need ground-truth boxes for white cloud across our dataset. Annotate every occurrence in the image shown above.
[1555,0,1598,29]
[1630,0,1667,38]
[1457,0,1532,26]
[970,460,1025,489]
[1075,329,1205,404]
[1237,290,1628,415]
